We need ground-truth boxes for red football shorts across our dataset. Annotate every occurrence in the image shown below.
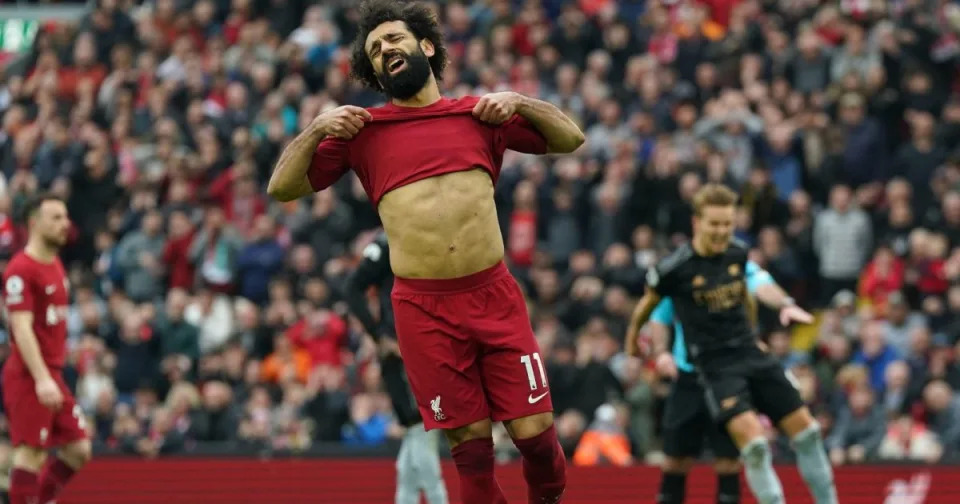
[392,261,553,431]
[2,366,88,448]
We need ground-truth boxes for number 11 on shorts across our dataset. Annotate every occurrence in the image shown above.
[520,353,547,390]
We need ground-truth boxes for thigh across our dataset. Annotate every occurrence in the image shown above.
[50,377,88,447]
[662,377,708,458]
[471,277,553,422]
[701,370,753,428]
[3,375,55,448]
[392,293,489,431]
[706,419,742,459]
[749,358,805,425]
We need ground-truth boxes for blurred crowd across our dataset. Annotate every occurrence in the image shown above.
[1,0,960,468]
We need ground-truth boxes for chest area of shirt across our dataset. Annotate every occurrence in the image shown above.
[351,117,496,172]
[36,274,70,307]
[675,259,747,313]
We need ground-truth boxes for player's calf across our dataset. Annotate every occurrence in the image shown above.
[656,457,693,504]
[727,412,783,504]
[37,439,92,503]
[505,412,566,504]
[10,445,46,504]
[780,409,837,504]
[444,419,507,504]
[713,458,741,504]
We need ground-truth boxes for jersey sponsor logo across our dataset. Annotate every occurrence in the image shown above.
[45,305,69,326]
[528,391,549,404]
[4,275,24,305]
[693,280,746,312]
[692,275,706,287]
[430,395,445,421]
[45,284,56,295]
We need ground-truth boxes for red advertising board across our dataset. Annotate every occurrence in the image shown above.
[60,458,958,503]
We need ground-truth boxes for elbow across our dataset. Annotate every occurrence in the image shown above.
[549,131,585,155]
[266,179,292,202]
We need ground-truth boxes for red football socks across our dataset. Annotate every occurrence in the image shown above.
[37,458,77,502]
[9,468,39,504]
[451,437,508,504]
[512,425,567,504]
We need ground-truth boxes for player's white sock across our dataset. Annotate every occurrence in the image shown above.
[741,437,785,504]
[793,423,838,504]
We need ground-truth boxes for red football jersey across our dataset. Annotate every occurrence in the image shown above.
[307,96,548,206]
[2,252,70,373]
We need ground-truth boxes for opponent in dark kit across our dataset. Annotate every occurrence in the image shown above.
[626,184,837,504]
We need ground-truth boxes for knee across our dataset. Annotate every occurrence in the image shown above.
[504,412,554,441]
[12,445,47,471]
[662,457,694,474]
[727,411,766,447]
[444,419,493,448]
[741,438,772,469]
[791,421,822,450]
[61,440,93,468]
[713,457,741,474]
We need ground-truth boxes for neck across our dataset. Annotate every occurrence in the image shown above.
[692,234,714,256]
[391,79,441,108]
[25,238,57,263]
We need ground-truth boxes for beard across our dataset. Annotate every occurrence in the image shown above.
[43,230,68,250]
[378,46,432,100]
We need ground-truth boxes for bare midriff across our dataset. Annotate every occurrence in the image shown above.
[377,168,504,279]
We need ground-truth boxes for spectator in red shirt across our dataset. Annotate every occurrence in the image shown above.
[285,306,349,369]
[162,209,196,290]
[860,244,905,316]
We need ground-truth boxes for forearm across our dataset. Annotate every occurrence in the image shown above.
[754,282,794,310]
[515,95,585,154]
[12,323,52,382]
[267,123,325,202]
[344,280,381,341]
[627,293,659,342]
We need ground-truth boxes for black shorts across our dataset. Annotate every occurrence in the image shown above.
[662,373,740,460]
[699,345,805,427]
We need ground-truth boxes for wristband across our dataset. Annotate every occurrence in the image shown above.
[781,297,796,309]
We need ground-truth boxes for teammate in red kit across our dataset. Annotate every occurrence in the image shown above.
[267,2,584,502]
[2,194,91,504]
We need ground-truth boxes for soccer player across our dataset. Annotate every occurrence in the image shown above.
[267,1,584,502]
[2,194,91,504]
[626,184,837,504]
[344,231,449,504]
[648,261,787,504]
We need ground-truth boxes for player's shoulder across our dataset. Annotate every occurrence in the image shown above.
[726,239,750,259]
[3,252,33,279]
[657,243,695,275]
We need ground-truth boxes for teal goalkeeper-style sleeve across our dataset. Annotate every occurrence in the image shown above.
[746,260,774,293]
[652,261,773,374]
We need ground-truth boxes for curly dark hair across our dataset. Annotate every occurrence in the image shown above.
[350,0,448,92]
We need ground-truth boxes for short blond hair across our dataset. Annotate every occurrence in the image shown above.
[692,183,739,216]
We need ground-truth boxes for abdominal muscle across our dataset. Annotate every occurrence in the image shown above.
[377,168,505,279]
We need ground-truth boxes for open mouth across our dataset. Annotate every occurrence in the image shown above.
[386,54,406,75]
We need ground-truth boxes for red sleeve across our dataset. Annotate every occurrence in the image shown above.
[3,262,34,313]
[307,138,350,192]
[496,115,548,155]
